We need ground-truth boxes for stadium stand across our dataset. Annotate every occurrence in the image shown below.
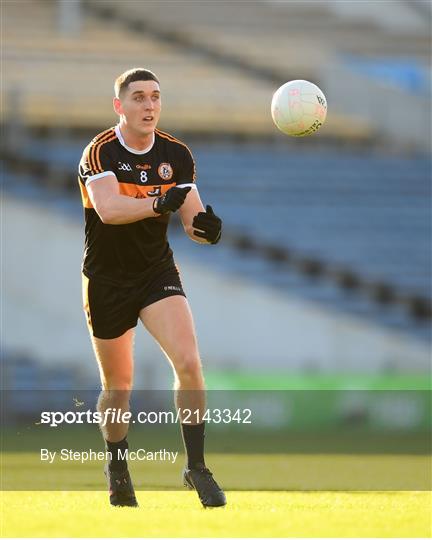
[84,0,430,150]
[3,138,431,340]
[86,1,430,66]
[2,0,372,140]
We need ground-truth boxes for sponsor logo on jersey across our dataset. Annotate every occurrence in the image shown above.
[136,164,152,170]
[158,163,173,180]
[118,161,132,172]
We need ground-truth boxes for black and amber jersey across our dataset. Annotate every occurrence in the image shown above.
[78,125,196,285]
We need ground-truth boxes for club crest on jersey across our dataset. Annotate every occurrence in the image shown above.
[158,163,173,181]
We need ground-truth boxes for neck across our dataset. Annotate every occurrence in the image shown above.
[118,121,154,151]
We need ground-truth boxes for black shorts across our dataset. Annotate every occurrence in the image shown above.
[82,265,186,339]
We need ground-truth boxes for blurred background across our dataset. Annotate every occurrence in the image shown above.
[2,0,431,432]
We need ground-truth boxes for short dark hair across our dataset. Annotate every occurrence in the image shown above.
[114,68,160,98]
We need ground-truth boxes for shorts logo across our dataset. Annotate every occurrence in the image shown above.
[158,163,173,181]
[164,285,182,292]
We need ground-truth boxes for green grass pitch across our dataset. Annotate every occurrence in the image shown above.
[1,490,430,537]
[1,448,431,537]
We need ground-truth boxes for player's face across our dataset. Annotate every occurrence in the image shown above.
[115,80,161,136]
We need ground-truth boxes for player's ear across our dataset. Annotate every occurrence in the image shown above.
[113,97,123,116]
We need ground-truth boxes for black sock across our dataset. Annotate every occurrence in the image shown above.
[106,436,128,472]
[181,422,205,469]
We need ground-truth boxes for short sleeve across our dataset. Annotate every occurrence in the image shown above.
[176,145,197,185]
[78,141,115,186]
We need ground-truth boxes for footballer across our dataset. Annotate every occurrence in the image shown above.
[78,68,226,508]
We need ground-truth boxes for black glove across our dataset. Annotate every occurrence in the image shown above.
[192,205,222,244]
[153,186,191,214]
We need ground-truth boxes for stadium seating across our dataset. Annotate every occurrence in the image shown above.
[3,138,430,339]
[2,0,372,140]
[84,0,430,150]
[6,137,430,299]
[92,0,430,65]
[191,147,431,298]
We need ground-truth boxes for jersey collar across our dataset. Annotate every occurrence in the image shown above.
[115,125,155,155]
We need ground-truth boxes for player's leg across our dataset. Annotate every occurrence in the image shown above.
[83,274,137,444]
[139,295,226,507]
[91,329,134,442]
[90,330,138,507]
[140,295,205,410]
[140,296,207,471]
[82,274,138,506]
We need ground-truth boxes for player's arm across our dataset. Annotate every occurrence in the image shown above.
[87,175,190,225]
[88,174,155,224]
[178,186,222,244]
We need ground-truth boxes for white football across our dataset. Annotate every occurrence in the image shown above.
[271,80,327,137]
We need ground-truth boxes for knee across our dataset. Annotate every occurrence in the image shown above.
[173,353,203,384]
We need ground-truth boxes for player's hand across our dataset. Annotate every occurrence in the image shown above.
[153,186,191,214]
[192,205,222,244]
